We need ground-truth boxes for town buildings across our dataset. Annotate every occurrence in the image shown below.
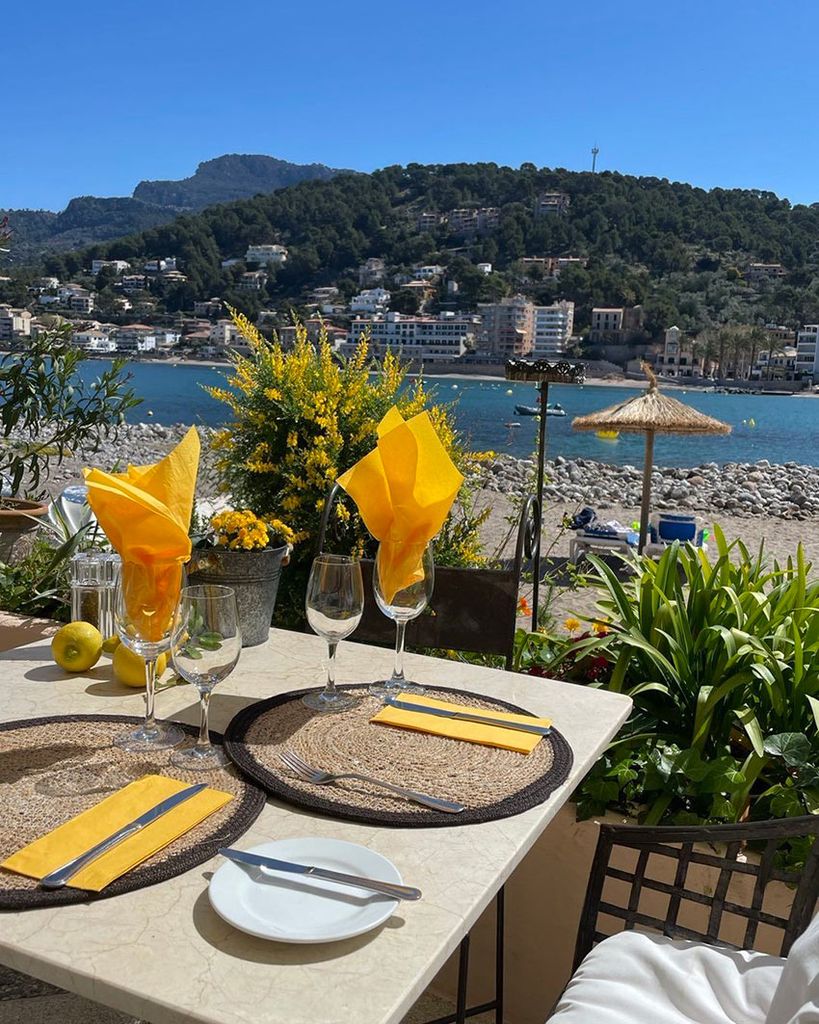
[532,300,575,358]
[477,296,535,358]
[745,263,787,286]
[416,212,442,232]
[754,347,798,380]
[350,288,390,314]
[245,244,288,266]
[588,305,644,343]
[533,192,571,217]
[0,306,32,342]
[654,326,700,378]
[448,207,500,236]
[796,325,819,380]
[239,270,268,291]
[343,311,480,362]
[193,298,223,318]
[358,258,386,287]
[91,259,130,275]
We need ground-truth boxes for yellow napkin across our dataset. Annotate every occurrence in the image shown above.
[1,774,232,891]
[84,426,200,641]
[337,407,463,603]
[370,692,552,755]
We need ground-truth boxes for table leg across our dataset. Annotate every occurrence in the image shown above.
[423,886,505,1024]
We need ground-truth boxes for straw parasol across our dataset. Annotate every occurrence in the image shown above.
[572,365,731,551]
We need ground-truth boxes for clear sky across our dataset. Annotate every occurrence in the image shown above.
[7,0,818,210]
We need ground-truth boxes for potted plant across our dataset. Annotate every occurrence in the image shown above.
[187,509,295,646]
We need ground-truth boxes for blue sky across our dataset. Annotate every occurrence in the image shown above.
[7,1,818,210]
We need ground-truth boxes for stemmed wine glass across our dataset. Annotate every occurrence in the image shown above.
[303,554,364,713]
[113,559,185,752]
[170,585,242,771]
[371,543,434,699]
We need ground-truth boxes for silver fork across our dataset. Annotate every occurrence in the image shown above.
[279,749,465,814]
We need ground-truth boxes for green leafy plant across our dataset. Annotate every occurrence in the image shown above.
[0,323,140,496]
[517,528,819,836]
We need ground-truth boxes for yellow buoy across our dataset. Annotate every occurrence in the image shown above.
[596,430,619,441]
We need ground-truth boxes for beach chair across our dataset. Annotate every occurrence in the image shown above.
[643,512,706,558]
[567,509,638,563]
[547,816,819,1022]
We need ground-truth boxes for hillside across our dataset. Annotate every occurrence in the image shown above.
[2,155,345,256]
[49,162,819,335]
[133,154,344,210]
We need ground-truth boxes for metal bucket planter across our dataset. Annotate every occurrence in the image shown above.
[187,545,290,647]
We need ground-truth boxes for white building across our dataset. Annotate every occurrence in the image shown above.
[245,244,288,266]
[239,271,268,291]
[350,288,391,314]
[112,324,155,353]
[655,325,700,378]
[476,262,493,275]
[358,258,385,286]
[121,275,147,292]
[0,306,32,341]
[68,290,96,314]
[532,301,575,358]
[144,257,177,273]
[342,312,480,362]
[91,259,130,275]
[73,326,110,350]
[412,265,445,280]
[796,325,819,379]
[209,319,243,346]
[193,298,223,318]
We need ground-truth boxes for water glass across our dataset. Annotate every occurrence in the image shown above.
[303,554,364,713]
[171,585,241,771]
[113,559,185,752]
[371,543,434,698]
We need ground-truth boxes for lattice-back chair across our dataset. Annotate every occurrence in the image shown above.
[576,816,819,965]
[315,483,539,670]
[548,817,819,1023]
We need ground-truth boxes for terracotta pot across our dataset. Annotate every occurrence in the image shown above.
[186,545,290,647]
[0,498,49,562]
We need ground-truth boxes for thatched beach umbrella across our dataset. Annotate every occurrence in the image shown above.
[572,367,731,552]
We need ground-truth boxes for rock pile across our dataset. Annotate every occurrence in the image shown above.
[476,454,819,520]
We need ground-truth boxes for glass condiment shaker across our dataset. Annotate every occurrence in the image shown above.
[69,553,105,631]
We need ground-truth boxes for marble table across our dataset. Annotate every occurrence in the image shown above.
[0,629,631,1024]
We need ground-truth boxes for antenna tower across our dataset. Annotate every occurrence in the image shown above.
[591,145,599,173]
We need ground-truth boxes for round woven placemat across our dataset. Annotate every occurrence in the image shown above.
[224,685,573,827]
[0,714,266,910]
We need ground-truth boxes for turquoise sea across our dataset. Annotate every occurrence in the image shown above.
[77,361,819,467]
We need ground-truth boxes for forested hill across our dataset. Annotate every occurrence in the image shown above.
[46,163,819,332]
[2,155,344,256]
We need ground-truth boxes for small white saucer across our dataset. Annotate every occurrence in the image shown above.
[208,837,403,943]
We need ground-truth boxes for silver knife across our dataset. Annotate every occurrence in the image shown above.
[384,697,552,737]
[219,848,422,902]
[40,782,208,889]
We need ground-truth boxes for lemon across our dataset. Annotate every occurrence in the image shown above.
[101,634,121,655]
[51,622,103,673]
[113,645,169,688]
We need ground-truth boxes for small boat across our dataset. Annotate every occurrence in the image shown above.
[514,403,566,417]
[596,430,619,441]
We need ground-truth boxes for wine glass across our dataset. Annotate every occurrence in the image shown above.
[170,585,241,771]
[303,554,364,713]
[371,543,434,699]
[113,559,185,752]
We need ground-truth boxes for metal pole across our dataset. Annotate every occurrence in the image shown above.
[638,430,655,553]
[531,380,548,630]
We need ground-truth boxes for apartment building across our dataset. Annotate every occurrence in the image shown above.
[589,305,644,343]
[209,319,243,346]
[358,258,385,286]
[477,296,535,358]
[654,325,700,378]
[350,288,390,314]
[239,271,268,291]
[411,265,445,280]
[448,207,500,236]
[193,298,223,318]
[245,244,288,266]
[416,212,442,232]
[796,325,819,379]
[68,290,96,314]
[343,312,480,362]
[532,301,575,358]
[745,263,787,285]
[91,259,130,275]
[0,306,32,341]
[112,324,156,353]
[144,257,178,273]
[121,275,147,292]
[533,192,571,217]
[754,347,798,381]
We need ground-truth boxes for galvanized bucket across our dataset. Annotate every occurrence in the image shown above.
[187,545,290,647]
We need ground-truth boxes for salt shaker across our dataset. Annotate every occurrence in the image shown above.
[69,553,105,631]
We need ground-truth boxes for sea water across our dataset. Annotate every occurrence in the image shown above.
[76,361,819,468]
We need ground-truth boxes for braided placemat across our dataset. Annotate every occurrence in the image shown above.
[0,714,266,910]
[224,685,573,827]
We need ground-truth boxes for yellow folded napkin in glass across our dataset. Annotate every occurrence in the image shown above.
[370,692,551,755]
[0,774,232,892]
[337,407,463,604]
[83,426,200,641]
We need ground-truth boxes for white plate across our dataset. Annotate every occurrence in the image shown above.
[208,837,403,943]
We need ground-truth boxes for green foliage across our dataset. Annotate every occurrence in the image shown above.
[31,161,819,331]
[207,312,489,625]
[517,529,819,833]
[0,324,141,496]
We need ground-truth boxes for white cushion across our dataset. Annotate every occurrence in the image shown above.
[766,913,819,1024]
[548,930,784,1024]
